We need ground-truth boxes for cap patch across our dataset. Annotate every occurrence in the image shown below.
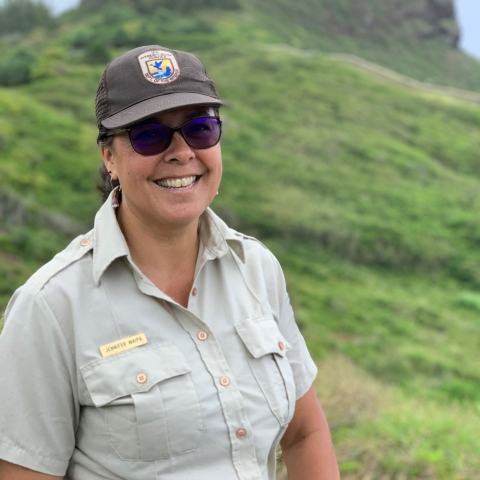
[138,50,180,85]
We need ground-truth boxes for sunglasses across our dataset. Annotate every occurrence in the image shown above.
[107,116,222,156]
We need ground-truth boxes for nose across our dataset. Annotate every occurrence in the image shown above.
[163,131,194,163]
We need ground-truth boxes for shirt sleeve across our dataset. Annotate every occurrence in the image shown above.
[266,252,318,400]
[0,285,78,476]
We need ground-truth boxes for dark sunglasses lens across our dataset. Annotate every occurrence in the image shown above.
[182,117,221,149]
[130,124,171,155]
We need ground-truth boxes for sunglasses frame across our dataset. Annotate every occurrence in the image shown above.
[105,116,222,156]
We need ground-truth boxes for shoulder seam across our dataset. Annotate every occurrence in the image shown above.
[230,229,268,249]
[27,232,94,293]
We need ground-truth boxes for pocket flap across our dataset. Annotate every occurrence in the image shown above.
[235,316,292,359]
[80,342,191,407]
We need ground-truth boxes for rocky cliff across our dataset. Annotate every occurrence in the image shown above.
[255,0,459,48]
[357,0,459,46]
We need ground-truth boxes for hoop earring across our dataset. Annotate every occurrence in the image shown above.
[109,171,121,208]
[112,186,122,208]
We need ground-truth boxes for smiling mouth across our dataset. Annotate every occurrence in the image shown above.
[155,175,198,189]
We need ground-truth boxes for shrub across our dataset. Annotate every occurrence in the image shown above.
[0,49,36,86]
[30,46,67,81]
[71,27,94,49]
[84,38,111,64]
[0,58,30,86]
[79,0,241,15]
[453,291,480,312]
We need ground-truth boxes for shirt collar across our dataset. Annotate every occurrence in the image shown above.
[198,208,245,262]
[92,189,130,286]
[92,190,245,286]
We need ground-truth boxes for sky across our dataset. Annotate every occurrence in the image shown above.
[41,0,78,15]
[3,0,480,60]
[455,0,480,60]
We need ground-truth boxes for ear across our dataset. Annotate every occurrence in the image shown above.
[100,143,118,180]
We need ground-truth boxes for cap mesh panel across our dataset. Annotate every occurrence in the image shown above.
[95,67,111,139]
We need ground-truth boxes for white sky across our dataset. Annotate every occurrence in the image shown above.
[0,0,78,14]
[42,0,79,15]
[3,0,480,60]
[455,0,480,60]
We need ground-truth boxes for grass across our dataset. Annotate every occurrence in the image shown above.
[269,242,480,403]
[277,356,480,479]
[0,89,100,222]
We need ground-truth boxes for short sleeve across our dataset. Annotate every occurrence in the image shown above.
[0,286,78,476]
[266,253,318,400]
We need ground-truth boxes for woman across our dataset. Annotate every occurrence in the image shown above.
[0,45,340,480]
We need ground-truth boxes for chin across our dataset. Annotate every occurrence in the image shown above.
[155,206,208,227]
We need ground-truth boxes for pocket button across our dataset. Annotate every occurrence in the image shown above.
[136,373,147,384]
[198,331,208,341]
[236,429,247,439]
[278,341,285,351]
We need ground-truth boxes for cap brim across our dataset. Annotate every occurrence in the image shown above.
[101,93,223,129]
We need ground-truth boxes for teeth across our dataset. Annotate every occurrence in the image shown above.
[157,176,196,189]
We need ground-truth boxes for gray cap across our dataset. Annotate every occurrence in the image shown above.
[96,45,223,130]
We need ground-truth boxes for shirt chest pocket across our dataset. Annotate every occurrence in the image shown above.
[235,315,296,426]
[80,342,204,461]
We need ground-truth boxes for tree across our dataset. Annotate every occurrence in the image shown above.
[0,0,56,35]
[79,0,241,15]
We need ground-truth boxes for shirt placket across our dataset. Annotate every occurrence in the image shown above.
[129,242,264,480]
[166,301,264,480]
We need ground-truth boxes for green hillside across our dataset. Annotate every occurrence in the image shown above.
[1,1,480,478]
[250,0,480,93]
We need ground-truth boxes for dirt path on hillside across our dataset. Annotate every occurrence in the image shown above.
[264,44,480,105]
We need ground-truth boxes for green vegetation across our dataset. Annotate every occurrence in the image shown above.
[78,0,241,15]
[252,0,480,93]
[0,0,55,35]
[0,48,36,86]
[1,1,480,478]
[313,356,480,479]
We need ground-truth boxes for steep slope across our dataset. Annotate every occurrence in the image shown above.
[252,0,459,46]
[0,88,98,307]
[248,0,480,92]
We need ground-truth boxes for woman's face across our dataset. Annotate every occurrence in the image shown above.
[101,106,222,230]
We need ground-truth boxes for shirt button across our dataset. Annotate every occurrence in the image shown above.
[236,429,247,439]
[80,238,90,247]
[219,376,230,387]
[192,287,197,296]
[136,373,147,384]
[198,331,208,341]
[278,341,285,351]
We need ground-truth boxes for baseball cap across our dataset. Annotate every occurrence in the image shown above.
[96,45,223,130]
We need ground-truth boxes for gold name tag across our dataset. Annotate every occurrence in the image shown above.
[100,333,148,358]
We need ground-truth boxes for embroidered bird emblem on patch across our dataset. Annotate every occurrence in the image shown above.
[138,50,180,85]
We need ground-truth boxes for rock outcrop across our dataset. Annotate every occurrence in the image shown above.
[336,0,459,47]
[257,0,460,48]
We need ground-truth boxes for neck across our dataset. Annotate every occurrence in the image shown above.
[116,204,200,305]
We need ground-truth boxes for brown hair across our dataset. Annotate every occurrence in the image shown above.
[98,162,120,204]
[97,133,121,203]
[96,66,119,203]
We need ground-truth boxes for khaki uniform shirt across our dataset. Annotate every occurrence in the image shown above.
[0,194,317,480]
